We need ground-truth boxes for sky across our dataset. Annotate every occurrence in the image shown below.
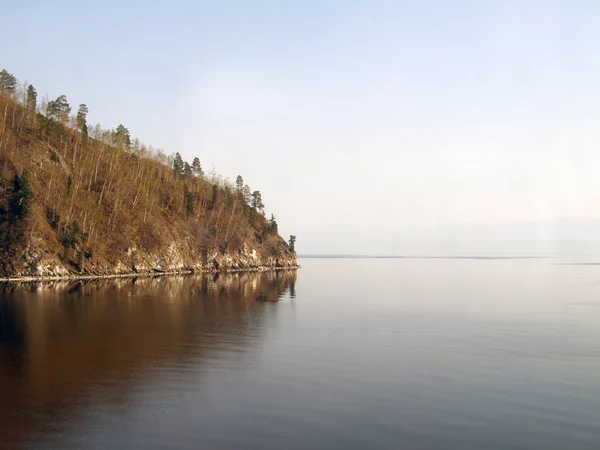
[3,0,600,255]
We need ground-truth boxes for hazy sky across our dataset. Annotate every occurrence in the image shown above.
[3,1,600,254]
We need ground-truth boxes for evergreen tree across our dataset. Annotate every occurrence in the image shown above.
[46,95,71,122]
[251,191,264,214]
[288,235,296,253]
[211,184,219,208]
[0,69,17,97]
[242,185,251,206]
[184,184,195,217]
[269,214,278,234]
[173,153,184,178]
[9,170,34,220]
[236,175,244,191]
[114,124,131,148]
[183,161,193,178]
[76,104,89,137]
[26,84,37,111]
[191,157,203,176]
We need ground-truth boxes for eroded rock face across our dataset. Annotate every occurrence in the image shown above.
[3,241,298,280]
[207,247,297,273]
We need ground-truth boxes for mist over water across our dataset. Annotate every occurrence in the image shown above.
[297,218,600,256]
[2,259,600,449]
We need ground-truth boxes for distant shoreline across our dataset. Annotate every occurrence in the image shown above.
[298,255,555,260]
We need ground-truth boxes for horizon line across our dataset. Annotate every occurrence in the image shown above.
[297,254,556,260]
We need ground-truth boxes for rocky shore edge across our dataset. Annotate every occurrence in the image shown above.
[1,243,299,282]
[0,265,300,283]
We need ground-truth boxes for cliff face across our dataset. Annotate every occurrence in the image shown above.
[14,238,298,279]
[0,95,297,279]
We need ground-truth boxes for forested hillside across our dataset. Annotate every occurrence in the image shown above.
[0,69,297,278]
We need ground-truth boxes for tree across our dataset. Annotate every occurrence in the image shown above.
[242,184,251,206]
[184,184,195,217]
[0,69,17,97]
[18,81,27,106]
[114,124,131,148]
[89,123,102,140]
[251,190,264,214]
[9,170,34,220]
[269,214,278,234]
[173,153,184,178]
[76,104,89,137]
[211,184,219,207]
[288,235,296,253]
[183,161,192,178]
[235,175,244,191]
[191,157,203,176]
[26,84,37,111]
[46,95,71,123]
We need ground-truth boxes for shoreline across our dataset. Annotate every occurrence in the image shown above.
[0,265,300,283]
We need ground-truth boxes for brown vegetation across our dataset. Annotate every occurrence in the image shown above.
[0,74,295,278]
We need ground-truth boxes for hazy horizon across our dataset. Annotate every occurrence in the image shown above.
[3,1,599,254]
[295,216,600,257]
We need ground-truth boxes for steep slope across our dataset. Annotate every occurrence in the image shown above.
[0,96,297,278]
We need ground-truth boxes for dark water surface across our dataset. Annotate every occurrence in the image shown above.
[1,258,600,449]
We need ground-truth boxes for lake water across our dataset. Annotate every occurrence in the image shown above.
[2,257,600,449]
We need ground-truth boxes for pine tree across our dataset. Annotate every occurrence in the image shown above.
[183,162,193,178]
[242,185,251,206]
[26,85,37,111]
[184,184,195,217]
[191,157,203,176]
[288,235,296,253]
[76,104,89,137]
[46,95,71,122]
[0,69,17,97]
[173,153,184,178]
[211,185,219,208]
[9,170,34,220]
[236,175,244,191]
[114,124,131,148]
[251,191,264,214]
[269,214,278,234]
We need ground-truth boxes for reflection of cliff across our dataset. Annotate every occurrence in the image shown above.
[0,270,297,448]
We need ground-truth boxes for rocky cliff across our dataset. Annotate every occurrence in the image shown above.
[10,238,297,280]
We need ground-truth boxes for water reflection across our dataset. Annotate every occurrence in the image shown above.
[0,270,297,449]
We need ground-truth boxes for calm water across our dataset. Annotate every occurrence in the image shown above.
[2,258,600,449]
